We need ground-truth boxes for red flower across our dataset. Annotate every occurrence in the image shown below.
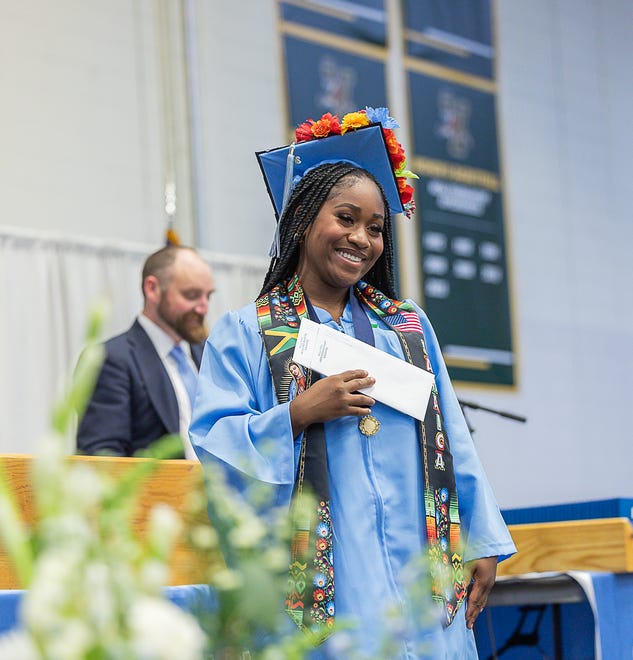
[397,178,414,205]
[295,113,341,142]
[313,588,325,602]
[295,119,316,142]
[316,538,328,551]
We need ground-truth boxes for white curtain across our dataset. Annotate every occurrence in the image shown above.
[0,226,268,454]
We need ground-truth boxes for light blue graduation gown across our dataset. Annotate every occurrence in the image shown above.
[190,295,516,659]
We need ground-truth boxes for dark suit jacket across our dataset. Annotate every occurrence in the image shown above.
[76,320,204,457]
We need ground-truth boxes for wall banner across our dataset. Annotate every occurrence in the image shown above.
[407,2,515,386]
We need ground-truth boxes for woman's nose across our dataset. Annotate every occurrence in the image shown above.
[349,227,370,246]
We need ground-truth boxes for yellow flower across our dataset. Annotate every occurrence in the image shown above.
[340,111,369,134]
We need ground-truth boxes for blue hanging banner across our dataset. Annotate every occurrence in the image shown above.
[277,0,514,386]
[406,1,515,387]
[404,0,494,79]
[280,0,387,45]
[282,34,388,127]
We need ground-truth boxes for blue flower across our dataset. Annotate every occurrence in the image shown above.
[313,573,327,588]
[315,522,330,538]
[365,106,399,129]
[440,487,449,503]
[326,601,335,616]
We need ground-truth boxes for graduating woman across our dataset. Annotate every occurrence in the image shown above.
[190,108,515,658]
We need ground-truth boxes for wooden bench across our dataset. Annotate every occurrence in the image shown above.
[498,516,633,576]
[0,454,215,589]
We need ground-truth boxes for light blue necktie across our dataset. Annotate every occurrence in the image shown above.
[170,344,198,406]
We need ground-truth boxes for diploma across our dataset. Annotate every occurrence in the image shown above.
[292,318,434,421]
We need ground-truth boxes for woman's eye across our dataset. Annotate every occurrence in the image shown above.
[338,215,353,224]
[369,225,383,235]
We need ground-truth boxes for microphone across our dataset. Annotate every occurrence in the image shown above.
[458,399,527,423]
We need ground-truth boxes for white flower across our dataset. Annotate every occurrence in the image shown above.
[138,558,169,593]
[64,464,107,511]
[228,517,267,548]
[147,504,181,557]
[211,567,243,591]
[84,562,117,634]
[129,596,206,660]
[38,513,94,549]
[23,550,81,633]
[190,524,217,550]
[44,619,93,660]
[0,630,39,659]
[261,546,288,572]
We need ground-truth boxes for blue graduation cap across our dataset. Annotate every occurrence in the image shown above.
[256,124,404,220]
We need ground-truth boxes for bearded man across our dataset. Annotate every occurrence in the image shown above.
[76,245,215,458]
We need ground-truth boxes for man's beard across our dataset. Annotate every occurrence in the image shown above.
[173,310,208,344]
[158,298,208,344]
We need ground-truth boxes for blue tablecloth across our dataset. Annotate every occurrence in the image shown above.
[2,575,632,658]
[474,572,633,659]
[0,585,215,635]
[0,590,21,634]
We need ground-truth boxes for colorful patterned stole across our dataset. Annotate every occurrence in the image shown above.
[256,275,467,640]
[355,281,468,626]
[256,275,334,643]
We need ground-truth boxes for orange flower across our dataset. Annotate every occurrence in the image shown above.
[340,110,369,134]
[383,129,406,170]
[311,112,341,139]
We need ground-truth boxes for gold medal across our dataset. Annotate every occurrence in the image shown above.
[359,414,380,437]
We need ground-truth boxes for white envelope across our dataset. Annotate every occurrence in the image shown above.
[292,318,434,421]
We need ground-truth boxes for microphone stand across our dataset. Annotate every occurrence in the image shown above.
[458,399,527,434]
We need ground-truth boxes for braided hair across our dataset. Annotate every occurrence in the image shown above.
[259,162,398,298]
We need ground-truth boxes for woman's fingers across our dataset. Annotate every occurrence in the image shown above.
[289,370,377,433]
[339,370,375,397]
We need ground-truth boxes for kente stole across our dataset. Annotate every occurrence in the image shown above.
[255,275,467,640]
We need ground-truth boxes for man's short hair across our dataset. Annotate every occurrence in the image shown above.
[141,245,195,296]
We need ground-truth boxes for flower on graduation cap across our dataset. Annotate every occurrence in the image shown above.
[398,176,414,206]
[340,111,370,134]
[294,106,418,218]
[295,112,341,141]
[383,129,406,170]
[364,106,400,129]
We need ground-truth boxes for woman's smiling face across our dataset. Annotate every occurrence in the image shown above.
[296,173,385,296]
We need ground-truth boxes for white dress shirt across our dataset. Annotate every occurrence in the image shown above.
[137,314,198,459]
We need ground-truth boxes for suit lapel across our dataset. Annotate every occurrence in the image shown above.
[128,320,180,435]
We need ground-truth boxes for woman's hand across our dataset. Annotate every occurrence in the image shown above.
[464,556,498,629]
[289,369,375,436]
